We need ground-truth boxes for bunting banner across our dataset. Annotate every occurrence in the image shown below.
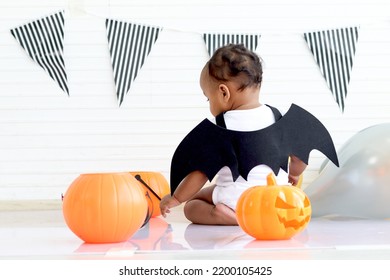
[203,33,261,57]
[6,10,367,110]
[10,11,69,95]
[105,19,162,105]
[304,27,359,111]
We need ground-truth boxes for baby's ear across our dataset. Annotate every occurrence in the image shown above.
[218,84,230,100]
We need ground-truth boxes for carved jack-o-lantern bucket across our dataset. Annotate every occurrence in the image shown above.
[236,173,311,240]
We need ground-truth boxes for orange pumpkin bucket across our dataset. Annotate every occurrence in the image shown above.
[129,171,170,217]
[236,173,311,240]
[62,172,148,243]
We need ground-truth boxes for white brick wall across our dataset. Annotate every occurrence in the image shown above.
[0,0,389,200]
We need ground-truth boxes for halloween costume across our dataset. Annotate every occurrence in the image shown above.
[211,106,287,209]
[170,103,339,196]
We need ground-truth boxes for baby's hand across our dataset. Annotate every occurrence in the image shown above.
[160,194,181,217]
[288,174,300,186]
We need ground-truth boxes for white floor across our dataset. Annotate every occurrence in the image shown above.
[1,205,390,260]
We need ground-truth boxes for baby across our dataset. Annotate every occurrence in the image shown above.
[160,44,307,225]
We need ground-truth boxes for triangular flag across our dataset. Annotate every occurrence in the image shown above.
[10,11,69,95]
[304,27,359,112]
[202,33,261,57]
[105,19,162,105]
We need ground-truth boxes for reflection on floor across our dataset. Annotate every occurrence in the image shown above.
[1,205,390,260]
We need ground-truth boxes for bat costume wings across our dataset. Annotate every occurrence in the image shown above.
[170,104,339,194]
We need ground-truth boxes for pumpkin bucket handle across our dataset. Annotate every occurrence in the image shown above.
[134,174,159,227]
[141,192,153,227]
[134,174,162,201]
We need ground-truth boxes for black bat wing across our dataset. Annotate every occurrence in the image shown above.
[169,119,238,194]
[274,104,339,168]
[170,104,339,194]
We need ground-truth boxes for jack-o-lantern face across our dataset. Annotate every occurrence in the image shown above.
[275,190,311,234]
[236,173,311,240]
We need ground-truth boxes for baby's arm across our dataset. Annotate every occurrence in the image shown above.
[160,170,208,217]
[288,155,307,186]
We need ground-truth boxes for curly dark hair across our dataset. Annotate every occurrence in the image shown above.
[207,44,263,91]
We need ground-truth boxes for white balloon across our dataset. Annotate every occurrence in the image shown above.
[305,123,390,219]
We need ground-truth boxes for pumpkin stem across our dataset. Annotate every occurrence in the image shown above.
[266,173,278,186]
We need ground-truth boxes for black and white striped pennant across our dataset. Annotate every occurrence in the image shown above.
[105,19,162,106]
[10,11,68,95]
[203,33,261,57]
[304,27,359,112]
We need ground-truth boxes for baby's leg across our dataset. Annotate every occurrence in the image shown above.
[183,185,238,225]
